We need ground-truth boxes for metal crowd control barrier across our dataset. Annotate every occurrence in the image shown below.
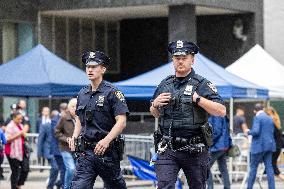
[1,133,154,172]
[121,134,154,169]
[6,132,275,188]
[210,135,250,188]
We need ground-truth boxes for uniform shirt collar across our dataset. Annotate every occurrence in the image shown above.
[174,68,195,83]
[84,80,106,94]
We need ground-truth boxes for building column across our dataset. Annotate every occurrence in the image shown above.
[18,23,38,132]
[168,5,197,43]
[2,23,17,121]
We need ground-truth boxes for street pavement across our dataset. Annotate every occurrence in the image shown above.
[0,170,283,189]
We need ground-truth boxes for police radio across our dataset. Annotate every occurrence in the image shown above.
[85,110,93,122]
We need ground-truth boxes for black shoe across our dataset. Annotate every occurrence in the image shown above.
[0,175,4,180]
[55,181,61,189]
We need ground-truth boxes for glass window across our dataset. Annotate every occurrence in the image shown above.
[40,16,120,73]
[55,17,66,59]
[68,18,81,68]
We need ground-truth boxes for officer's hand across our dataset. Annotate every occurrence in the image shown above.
[67,137,76,151]
[94,138,110,155]
[192,92,199,102]
[153,93,171,108]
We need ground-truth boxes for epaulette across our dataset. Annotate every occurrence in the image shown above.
[156,75,174,87]
[162,75,175,84]
[192,74,205,83]
[165,75,175,81]
[104,81,117,90]
[79,85,90,94]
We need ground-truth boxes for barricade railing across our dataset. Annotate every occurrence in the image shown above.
[1,133,154,171]
[5,132,272,187]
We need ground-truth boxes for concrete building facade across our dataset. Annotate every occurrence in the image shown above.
[0,0,265,131]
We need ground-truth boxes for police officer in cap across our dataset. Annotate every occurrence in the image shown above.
[150,40,226,189]
[69,51,129,189]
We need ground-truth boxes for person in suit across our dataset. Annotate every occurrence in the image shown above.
[36,107,51,170]
[51,103,68,189]
[36,107,51,133]
[37,121,59,189]
[245,103,276,189]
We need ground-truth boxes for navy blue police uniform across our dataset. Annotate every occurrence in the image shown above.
[152,40,224,189]
[71,51,129,189]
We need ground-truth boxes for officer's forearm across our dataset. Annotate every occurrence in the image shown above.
[104,115,126,142]
[150,106,160,118]
[197,97,226,116]
[72,116,82,138]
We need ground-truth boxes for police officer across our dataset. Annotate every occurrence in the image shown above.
[150,40,226,189]
[69,51,129,189]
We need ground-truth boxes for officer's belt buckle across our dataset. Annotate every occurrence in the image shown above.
[84,141,98,149]
[157,141,168,154]
[188,143,206,154]
[189,136,203,145]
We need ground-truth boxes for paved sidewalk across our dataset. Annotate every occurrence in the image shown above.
[0,170,283,189]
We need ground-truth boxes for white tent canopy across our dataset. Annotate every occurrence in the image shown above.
[226,44,284,99]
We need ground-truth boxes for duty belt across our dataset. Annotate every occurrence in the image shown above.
[158,135,207,154]
[84,140,115,150]
[75,137,114,152]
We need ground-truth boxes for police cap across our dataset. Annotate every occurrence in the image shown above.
[82,51,110,66]
[168,40,199,56]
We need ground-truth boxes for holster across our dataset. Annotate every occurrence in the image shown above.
[153,129,163,152]
[114,135,125,161]
[74,135,85,153]
[200,122,213,147]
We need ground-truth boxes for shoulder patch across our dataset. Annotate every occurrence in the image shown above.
[207,82,218,93]
[114,90,126,102]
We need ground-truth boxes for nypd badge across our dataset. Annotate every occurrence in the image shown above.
[176,40,183,48]
[97,95,105,107]
[207,82,218,93]
[184,85,193,95]
[89,51,96,58]
[114,90,125,102]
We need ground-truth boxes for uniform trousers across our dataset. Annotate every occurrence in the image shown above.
[155,149,209,189]
[71,149,126,189]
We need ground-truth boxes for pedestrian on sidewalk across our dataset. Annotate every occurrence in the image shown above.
[207,115,231,189]
[245,103,276,189]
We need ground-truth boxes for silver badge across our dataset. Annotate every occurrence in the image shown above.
[97,95,104,107]
[176,40,183,48]
[89,52,96,58]
[184,85,193,95]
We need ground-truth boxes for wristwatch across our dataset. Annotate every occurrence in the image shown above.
[196,95,201,104]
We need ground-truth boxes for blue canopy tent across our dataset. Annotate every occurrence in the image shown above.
[115,54,268,100]
[0,44,89,97]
